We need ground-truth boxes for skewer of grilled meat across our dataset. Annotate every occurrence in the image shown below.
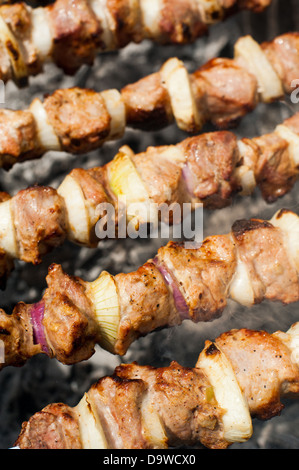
[0,0,272,86]
[13,320,299,449]
[1,30,298,169]
[1,207,299,370]
[1,110,299,286]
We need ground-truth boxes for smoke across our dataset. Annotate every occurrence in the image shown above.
[1,0,299,449]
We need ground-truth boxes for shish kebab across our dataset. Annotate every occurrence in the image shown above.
[1,207,299,370]
[0,0,272,86]
[1,110,299,286]
[12,321,299,449]
[1,30,298,169]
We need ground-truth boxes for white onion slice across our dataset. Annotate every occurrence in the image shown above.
[139,0,162,37]
[270,209,299,273]
[161,57,203,132]
[234,35,283,103]
[100,89,126,140]
[57,175,90,244]
[29,98,61,151]
[0,15,27,81]
[229,254,255,307]
[141,392,168,448]
[234,140,257,195]
[0,199,18,258]
[75,393,108,449]
[275,124,299,168]
[108,150,158,226]
[233,166,256,196]
[197,342,252,443]
[86,271,120,353]
[31,7,53,60]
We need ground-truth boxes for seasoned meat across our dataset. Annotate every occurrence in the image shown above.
[179,131,240,208]
[0,109,40,169]
[192,58,258,128]
[253,132,297,202]
[231,218,299,304]
[89,374,148,448]
[158,0,206,43]
[1,209,299,369]
[0,0,271,85]
[42,263,101,364]
[14,321,299,449]
[46,0,103,73]
[1,3,41,77]
[11,186,67,264]
[131,146,185,209]
[216,328,299,419]
[157,235,237,322]
[43,87,111,153]
[262,33,299,94]
[16,403,82,449]
[115,361,226,448]
[114,261,178,355]
[121,72,173,131]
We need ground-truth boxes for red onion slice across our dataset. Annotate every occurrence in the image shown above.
[153,256,189,320]
[30,301,50,355]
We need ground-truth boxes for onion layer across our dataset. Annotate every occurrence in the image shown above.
[153,256,189,319]
[30,301,50,355]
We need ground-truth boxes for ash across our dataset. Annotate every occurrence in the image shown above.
[1,0,299,450]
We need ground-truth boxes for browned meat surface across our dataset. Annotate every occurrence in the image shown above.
[253,132,297,202]
[0,109,40,169]
[158,0,207,44]
[43,87,111,153]
[157,235,236,322]
[106,0,143,47]
[47,0,103,74]
[121,72,173,131]
[42,263,101,364]
[216,328,299,419]
[115,362,226,448]
[179,131,240,208]
[2,32,299,167]
[1,3,41,79]
[0,191,10,202]
[262,33,299,94]
[231,218,299,304]
[131,146,184,209]
[89,374,148,448]
[11,186,67,264]
[192,58,258,128]
[1,207,299,369]
[16,403,82,449]
[114,261,178,355]
[0,302,41,369]
[0,112,298,284]
[0,0,272,84]
[14,321,299,449]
